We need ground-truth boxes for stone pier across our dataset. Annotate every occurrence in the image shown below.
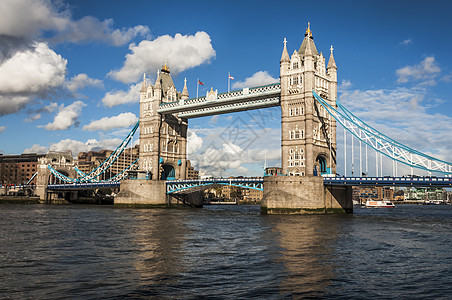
[114,180,168,207]
[261,176,352,214]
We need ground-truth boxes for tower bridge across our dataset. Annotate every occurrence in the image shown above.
[40,24,452,213]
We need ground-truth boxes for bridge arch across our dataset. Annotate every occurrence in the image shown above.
[160,164,176,180]
[316,154,328,175]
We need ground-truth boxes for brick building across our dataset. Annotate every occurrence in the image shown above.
[0,153,45,186]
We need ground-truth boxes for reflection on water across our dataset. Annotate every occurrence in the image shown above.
[130,212,186,287]
[0,204,451,299]
[272,215,341,298]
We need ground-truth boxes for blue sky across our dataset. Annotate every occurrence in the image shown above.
[1,0,452,177]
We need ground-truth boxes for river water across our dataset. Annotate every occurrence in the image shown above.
[0,204,451,299]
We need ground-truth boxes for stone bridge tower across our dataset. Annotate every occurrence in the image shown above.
[35,151,76,201]
[262,24,352,214]
[280,23,337,177]
[139,63,188,180]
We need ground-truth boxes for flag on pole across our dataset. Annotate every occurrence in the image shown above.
[198,79,204,86]
[228,74,234,80]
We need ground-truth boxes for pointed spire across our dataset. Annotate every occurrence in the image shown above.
[327,45,337,69]
[299,22,318,56]
[181,77,189,99]
[162,60,170,73]
[280,37,290,63]
[140,73,147,92]
[154,70,161,88]
[305,22,312,38]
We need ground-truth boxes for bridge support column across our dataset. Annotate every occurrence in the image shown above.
[261,176,352,214]
[114,179,169,207]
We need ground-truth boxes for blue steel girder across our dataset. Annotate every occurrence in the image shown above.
[323,176,452,187]
[166,178,263,194]
[312,91,452,175]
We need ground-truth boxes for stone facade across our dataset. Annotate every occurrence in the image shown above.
[139,64,188,181]
[280,24,337,177]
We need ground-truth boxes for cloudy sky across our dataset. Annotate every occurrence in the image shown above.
[1,0,452,177]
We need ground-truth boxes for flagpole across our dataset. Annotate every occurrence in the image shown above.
[197,78,199,99]
[228,72,230,94]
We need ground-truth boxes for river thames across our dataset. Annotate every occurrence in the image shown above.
[0,204,451,299]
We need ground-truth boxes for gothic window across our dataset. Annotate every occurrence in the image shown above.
[293,76,298,85]
[301,130,305,139]
[289,149,293,155]
[292,62,298,69]
[294,108,298,116]
[300,148,304,154]
[301,106,305,115]
[289,161,293,167]
[289,108,293,116]
[294,161,299,166]
[290,131,294,140]
[294,131,300,139]
[294,153,300,160]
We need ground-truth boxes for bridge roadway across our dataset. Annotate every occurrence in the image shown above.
[46,176,452,193]
[157,83,281,118]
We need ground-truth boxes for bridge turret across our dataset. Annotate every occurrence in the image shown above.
[181,77,189,100]
[280,38,290,99]
[327,45,337,80]
[140,73,147,101]
[154,70,162,102]
[327,45,338,103]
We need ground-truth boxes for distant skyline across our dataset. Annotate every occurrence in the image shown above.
[1,0,452,177]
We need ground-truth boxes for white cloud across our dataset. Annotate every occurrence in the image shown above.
[187,130,203,155]
[0,94,32,116]
[231,71,278,89]
[108,31,216,83]
[0,126,6,133]
[0,0,68,39]
[0,42,66,94]
[83,112,138,131]
[396,56,441,85]
[399,39,412,46]
[23,144,47,154]
[41,101,85,130]
[25,114,42,122]
[187,115,281,177]
[0,0,149,46]
[66,73,103,92]
[102,83,141,107]
[50,16,150,46]
[338,79,352,91]
[47,138,123,157]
